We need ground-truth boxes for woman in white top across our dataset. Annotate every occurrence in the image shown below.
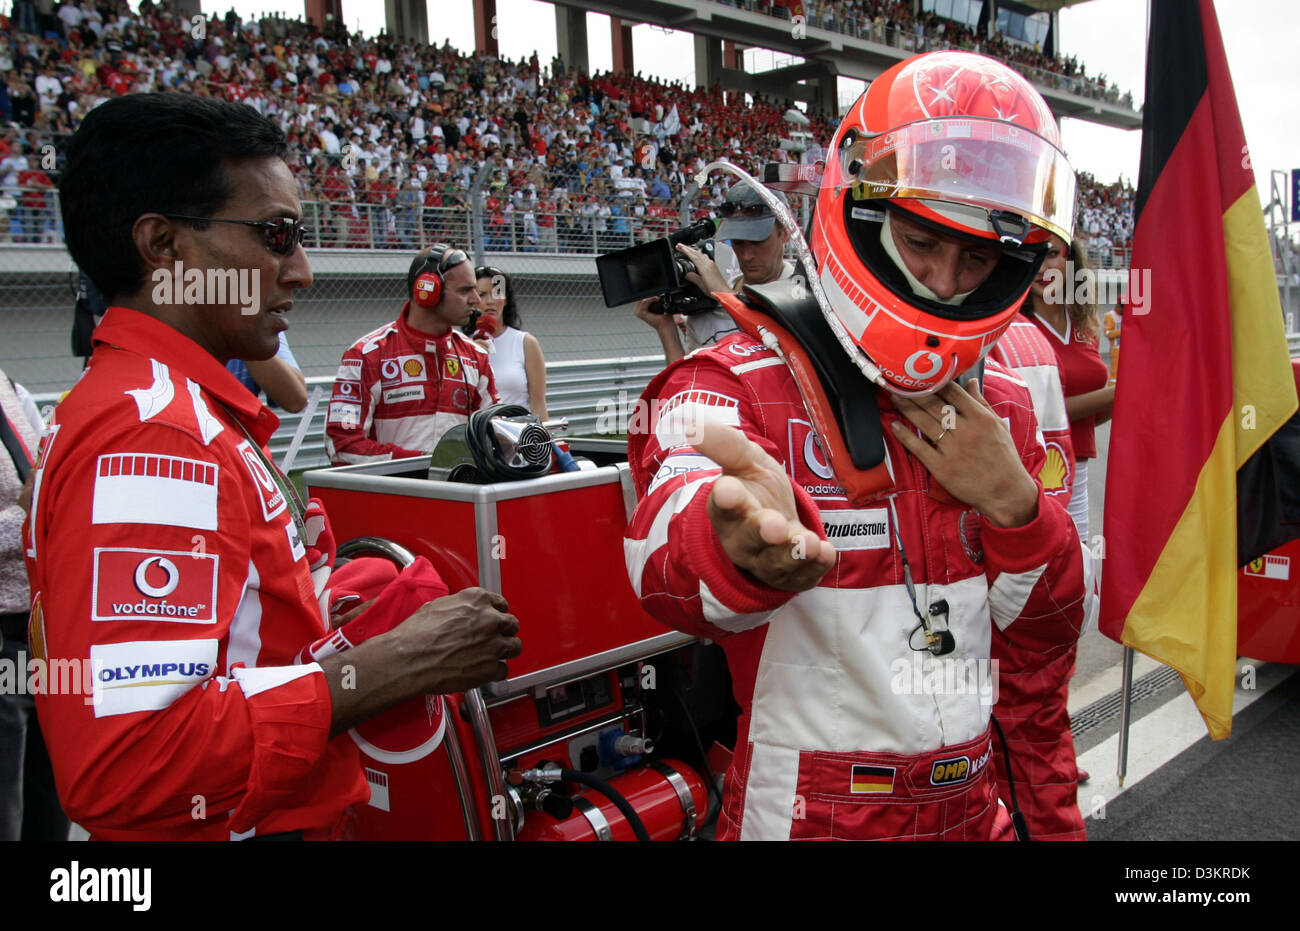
[473,265,549,420]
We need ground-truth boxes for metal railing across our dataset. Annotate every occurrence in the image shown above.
[297,200,686,255]
[1086,246,1133,270]
[0,188,61,244]
[28,355,665,474]
[2,188,1134,261]
[261,354,665,472]
[26,314,1300,474]
[0,189,692,256]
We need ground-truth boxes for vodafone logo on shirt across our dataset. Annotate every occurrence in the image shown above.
[379,355,426,385]
[236,439,286,521]
[92,548,218,623]
[786,419,846,499]
[332,379,361,401]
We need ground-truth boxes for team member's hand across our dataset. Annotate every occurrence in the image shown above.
[330,597,375,630]
[675,242,731,294]
[633,296,676,332]
[390,587,523,694]
[693,420,836,591]
[888,378,1039,528]
[324,588,522,735]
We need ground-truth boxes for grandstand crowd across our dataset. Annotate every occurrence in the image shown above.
[0,0,1133,261]
[717,0,1136,108]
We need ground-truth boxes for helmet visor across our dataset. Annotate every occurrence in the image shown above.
[828,117,1076,243]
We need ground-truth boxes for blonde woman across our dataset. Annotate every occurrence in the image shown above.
[1024,235,1114,543]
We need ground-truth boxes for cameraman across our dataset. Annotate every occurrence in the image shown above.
[635,185,794,366]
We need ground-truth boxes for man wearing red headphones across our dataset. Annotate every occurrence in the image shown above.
[326,245,499,465]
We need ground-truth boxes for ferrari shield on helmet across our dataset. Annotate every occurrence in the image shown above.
[810,50,1077,395]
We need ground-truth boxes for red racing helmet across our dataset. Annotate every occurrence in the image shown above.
[810,51,1076,394]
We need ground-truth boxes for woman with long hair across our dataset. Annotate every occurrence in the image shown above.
[1023,234,1114,543]
[471,265,548,420]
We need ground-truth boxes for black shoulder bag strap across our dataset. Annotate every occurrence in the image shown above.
[0,381,33,483]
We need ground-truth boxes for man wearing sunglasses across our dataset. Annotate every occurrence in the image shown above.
[26,94,520,840]
[636,184,795,366]
[325,244,498,466]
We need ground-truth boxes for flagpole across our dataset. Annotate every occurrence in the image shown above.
[1116,645,1135,786]
[1111,0,1154,794]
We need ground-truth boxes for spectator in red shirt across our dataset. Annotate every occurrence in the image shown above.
[16,165,54,243]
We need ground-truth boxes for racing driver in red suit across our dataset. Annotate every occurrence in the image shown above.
[25,94,521,840]
[624,51,1096,840]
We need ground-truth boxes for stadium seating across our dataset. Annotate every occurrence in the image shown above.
[0,2,1132,259]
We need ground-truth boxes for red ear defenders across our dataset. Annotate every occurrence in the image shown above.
[413,246,469,307]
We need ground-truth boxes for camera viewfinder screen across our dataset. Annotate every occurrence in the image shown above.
[596,239,676,307]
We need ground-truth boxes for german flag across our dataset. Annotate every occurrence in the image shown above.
[1100,0,1298,739]
[849,764,895,794]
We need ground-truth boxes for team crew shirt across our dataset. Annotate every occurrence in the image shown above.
[23,307,368,840]
[325,301,498,465]
[989,318,1075,503]
[1027,313,1110,460]
[988,317,1090,840]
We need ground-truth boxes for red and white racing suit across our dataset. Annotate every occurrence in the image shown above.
[988,318,1090,841]
[624,333,1091,840]
[23,307,368,840]
[325,301,498,465]
[989,319,1074,505]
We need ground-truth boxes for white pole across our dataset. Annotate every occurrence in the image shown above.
[280,385,324,473]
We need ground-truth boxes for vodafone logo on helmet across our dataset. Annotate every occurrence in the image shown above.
[904,350,944,381]
[134,556,179,598]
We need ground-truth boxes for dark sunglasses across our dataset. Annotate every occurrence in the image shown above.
[436,248,469,273]
[163,214,307,256]
[416,248,468,280]
[717,202,771,219]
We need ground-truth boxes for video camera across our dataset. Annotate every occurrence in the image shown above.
[596,218,720,315]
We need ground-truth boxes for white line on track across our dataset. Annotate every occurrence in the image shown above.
[1077,659,1292,825]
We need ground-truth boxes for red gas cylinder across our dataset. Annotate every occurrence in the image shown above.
[514,761,709,842]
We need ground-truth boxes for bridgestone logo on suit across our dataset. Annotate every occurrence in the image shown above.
[819,509,890,550]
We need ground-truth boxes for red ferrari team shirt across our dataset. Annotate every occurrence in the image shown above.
[1028,313,1110,460]
[23,307,368,840]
